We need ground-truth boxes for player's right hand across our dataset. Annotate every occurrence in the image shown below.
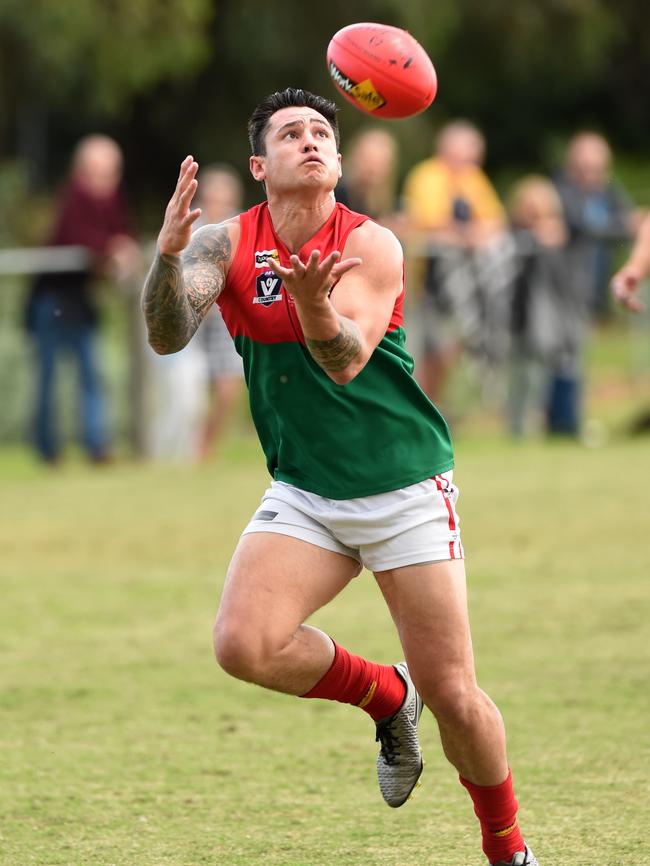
[157,156,202,256]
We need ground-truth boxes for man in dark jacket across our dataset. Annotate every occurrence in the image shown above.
[25,135,138,463]
[549,131,635,434]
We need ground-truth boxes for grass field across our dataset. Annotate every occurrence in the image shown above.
[1,433,649,866]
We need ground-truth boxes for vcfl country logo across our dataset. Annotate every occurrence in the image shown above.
[254,270,283,306]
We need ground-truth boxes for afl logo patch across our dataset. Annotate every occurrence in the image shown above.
[255,249,279,268]
[254,270,283,306]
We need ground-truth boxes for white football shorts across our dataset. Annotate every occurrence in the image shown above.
[241,472,464,572]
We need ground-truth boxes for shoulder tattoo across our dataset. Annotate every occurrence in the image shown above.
[183,224,231,318]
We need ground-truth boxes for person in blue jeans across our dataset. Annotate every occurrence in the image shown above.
[25,135,138,463]
[30,293,108,462]
[550,132,636,435]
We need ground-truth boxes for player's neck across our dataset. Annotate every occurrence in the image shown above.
[267,193,336,253]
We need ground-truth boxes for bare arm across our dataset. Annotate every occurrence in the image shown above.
[611,211,650,313]
[304,321,363,372]
[141,155,232,354]
[143,225,231,354]
[630,213,650,276]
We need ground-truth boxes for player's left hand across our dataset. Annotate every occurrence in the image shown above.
[266,249,362,307]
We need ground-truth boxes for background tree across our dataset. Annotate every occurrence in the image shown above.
[1,0,649,235]
[0,0,213,181]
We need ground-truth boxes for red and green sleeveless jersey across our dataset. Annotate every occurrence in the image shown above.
[217,201,453,499]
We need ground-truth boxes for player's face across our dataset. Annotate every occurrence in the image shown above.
[250,107,341,194]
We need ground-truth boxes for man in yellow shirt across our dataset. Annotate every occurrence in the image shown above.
[402,121,513,403]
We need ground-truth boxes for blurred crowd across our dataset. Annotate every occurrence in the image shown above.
[342,123,643,439]
[16,122,647,465]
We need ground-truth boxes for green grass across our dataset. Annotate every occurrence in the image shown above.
[1,435,649,866]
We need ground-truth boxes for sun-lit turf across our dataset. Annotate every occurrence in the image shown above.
[1,433,649,866]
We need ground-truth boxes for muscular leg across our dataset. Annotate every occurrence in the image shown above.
[374,558,508,786]
[215,530,418,809]
[214,532,361,695]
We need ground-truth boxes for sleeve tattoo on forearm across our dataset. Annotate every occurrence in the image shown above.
[142,226,230,354]
[305,319,362,372]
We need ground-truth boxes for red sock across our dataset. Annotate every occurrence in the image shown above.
[460,769,526,864]
[301,641,406,721]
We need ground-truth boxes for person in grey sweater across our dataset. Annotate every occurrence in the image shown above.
[507,176,571,436]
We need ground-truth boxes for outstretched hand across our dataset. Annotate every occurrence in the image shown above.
[266,249,362,307]
[157,156,203,257]
[611,266,645,313]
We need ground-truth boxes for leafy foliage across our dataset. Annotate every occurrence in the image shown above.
[0,0,213,113]
[1,0,649,218]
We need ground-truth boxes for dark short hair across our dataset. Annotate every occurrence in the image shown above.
[247,88,340,156]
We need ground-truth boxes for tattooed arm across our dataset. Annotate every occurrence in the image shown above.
[142,155,235,354]
[143,224,232,354]
[266,220,402,384]
[305,319,363,372]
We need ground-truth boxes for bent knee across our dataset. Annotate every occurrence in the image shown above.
[213,616,292,685]
[423,679,487,729]
[213,620,259,681]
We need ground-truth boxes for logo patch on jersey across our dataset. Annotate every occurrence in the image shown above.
[255,249,279,268]
[254,270,283,306]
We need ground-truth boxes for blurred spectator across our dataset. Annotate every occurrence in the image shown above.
[195,164,246,461]
[147,344,207,461]
[549,132,636,435]
[336,127,399,223]
[507,176,570,437]
[24,134,138,464]
[148,163,246,462]
[402,120,514,404]
[555,132,635,320]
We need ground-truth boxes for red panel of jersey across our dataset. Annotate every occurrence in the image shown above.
[218,201,404,344]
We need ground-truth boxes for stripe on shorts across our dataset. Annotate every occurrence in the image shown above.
[434,474,457,560]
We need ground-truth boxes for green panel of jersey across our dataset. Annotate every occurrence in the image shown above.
[235,326,454,500]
